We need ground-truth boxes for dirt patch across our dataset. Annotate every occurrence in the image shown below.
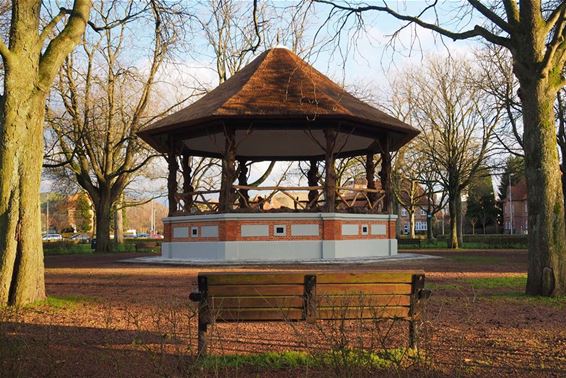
[1,249,565,377]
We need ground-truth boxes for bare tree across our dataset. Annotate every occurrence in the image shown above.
[311,0,566,297]
[46,1,188,253]
[392,146,427,238]
[394,57,498,248]
[0,1,91,306]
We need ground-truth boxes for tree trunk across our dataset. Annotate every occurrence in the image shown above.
[426,206,434,241]
[0,0,90,306]
[409,210,415,238]
[448,192,460,249]
[94,197,113,253]
[0,90,46,306]
[457,195,464,246]
[519,78,566,296]
[113,196,124,245]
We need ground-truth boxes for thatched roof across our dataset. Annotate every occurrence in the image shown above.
[139,47,418,158]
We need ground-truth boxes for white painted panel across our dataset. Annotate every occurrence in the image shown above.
[173,227,189,238]
[241,224,269,237]
[371,224,387,235]
[291,224,319,236]
[201,225,219,238]
[341,224,359,236]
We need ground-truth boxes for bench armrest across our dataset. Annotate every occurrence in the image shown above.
[189,292,203,302]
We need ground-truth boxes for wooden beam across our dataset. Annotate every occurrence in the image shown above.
[379,137,392,213]
[181,153,193,212]
[366,153,377,205]
[237,160,249,208]
[307,160,319,209]
[167,140,178,216]
[219,126,237,212]
[324,129,337,212]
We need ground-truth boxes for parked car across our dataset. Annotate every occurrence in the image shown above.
[71,233,91,243]
[42,233,63,241]
[136,233,150,239]
[150,233,164,240]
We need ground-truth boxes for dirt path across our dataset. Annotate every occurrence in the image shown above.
[1,250,564,377]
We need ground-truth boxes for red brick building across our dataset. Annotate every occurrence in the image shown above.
[503,179,528,234]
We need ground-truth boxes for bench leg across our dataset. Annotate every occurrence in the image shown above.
[409,320,417,349]
[198,319,208,356]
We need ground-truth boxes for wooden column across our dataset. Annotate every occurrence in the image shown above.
[181,153,193,212]
[167,140,179,216]
[379,137,392,213]
[307,160,319,209]
[324,129,337,212]
[366,153,377,206]
[237,160,249,208]
[219,126,237,212]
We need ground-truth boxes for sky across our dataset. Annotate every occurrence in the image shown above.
[42,1,496,200]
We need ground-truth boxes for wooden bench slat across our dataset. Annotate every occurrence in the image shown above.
[316,272,418,284]
[317,306,410,320]
[316,283,412,295]
[207,284,304,296]
[214,308,304,321]
[317,294,411,307]
[211,296,304,309]
[206,273,306,285]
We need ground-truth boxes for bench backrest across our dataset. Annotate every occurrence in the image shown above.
[192,271,426,323]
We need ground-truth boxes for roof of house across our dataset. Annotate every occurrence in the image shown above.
[138,48,419,157]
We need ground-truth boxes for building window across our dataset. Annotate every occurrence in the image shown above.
[401,208,407,216]
[415,221,427,231]
[420,209,427,216]
[403,223,409,234]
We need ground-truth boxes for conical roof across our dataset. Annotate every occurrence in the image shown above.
[139,47,418,158]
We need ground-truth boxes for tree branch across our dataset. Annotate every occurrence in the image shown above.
[467,0,511,33]
[313,0,512,48]
[38,8,67,44]
[0,39,11,61]
[38,0,91,93]
[546,1,566,31]
[502,0,519,25]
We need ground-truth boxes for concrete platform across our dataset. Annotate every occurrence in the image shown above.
[119,253,440,266]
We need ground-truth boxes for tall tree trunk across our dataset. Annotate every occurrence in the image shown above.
[94,197,113,253]
[409,210,415,238]
[113,196,124,245]
[0,90,46,306]
[426,205,434,241]
[520,78,566,296]
[0,0,90,306]
[448,192,460,249]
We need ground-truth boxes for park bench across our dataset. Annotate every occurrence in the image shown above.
[398,238,422,248]
[189,270,431,355]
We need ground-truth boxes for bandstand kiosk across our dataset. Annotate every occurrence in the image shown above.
[138,48,419,261]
